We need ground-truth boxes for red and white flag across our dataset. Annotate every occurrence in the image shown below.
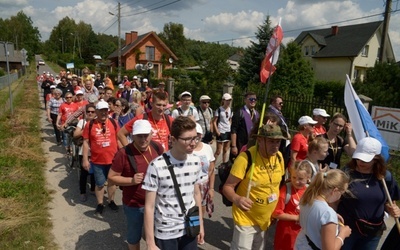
[260,18,283,84]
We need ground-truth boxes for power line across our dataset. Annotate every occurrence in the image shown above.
[121,0,181,17]
[120,0,146,9]
[101,19,118,34]
[211,8,400,44]
[120,0,169,16]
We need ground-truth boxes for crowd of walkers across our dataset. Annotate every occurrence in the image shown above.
[39,68,400,250]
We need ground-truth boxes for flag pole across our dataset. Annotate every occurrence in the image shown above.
[246,20,281,198]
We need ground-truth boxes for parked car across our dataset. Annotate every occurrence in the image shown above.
[38,59,45,65]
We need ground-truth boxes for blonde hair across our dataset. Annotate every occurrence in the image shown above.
[308,137,328,154]
[300,169,349,206]
[294,161,313,179]
[132,91,141,103]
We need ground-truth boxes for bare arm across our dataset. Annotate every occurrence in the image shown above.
[321,222,351,250]
[222,174,253,211]
[117,126,130,147]
[291,150,298,166]
[207,161,215,200]
[82,139,90,171]
[73,125,83,138]
[343,123,356,156]
[108,168,144,186]
[272,212,299,222]
[144,191,159,250]
[212,117,219,136]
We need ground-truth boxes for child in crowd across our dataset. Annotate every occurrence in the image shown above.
[300,137,329,179]
[294,169,352,250]
[272,162,312,250]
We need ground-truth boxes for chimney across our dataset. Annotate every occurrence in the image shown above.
[125,32,132,46]
[131,31,138,42]
[331,26,339,36]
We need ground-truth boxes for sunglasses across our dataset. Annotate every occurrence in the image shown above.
[99,92,105,95]
[202,101,210,104]
[225,111,229,118]
[247,97,257,102]
[278,102,283,106]
[65,97,73,99]
[86,110,95,114]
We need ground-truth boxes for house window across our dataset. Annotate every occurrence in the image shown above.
[361,45,369,57]
[311,46,316,55]
[353,68,359,79]
[304,46,309,56]
[146,46,155,61]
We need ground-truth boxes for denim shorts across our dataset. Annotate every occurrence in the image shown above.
[91,163,111,187]
[123,205,144,245]
[156,234,197,249]
[216,132,231,142]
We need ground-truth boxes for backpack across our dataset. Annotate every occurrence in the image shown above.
[216,107,241,126]
[88,118,117,145]
[177,107,194,116]
[218,151,282,207]
[284,182,309,205]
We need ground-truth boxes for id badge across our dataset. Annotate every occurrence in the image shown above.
[329,162,338,169]
[268,193,278,204]
[102,141,110,148]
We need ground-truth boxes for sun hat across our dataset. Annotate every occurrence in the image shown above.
[118,84,124,89]
[352,137,382,162]
[132,120,152,135]
[222,93,232,100]
[195,123,203,135]
[313,108,330,117]
[96,101,109,110]
[143,78,148,83]
[298,116,318,126]
[256,124,287,139]
[199,95,211,101]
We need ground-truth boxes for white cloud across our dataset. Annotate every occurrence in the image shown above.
[0,0,28,8]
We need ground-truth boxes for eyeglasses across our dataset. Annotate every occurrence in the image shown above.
[332,122,344,128]
[99,92,105,95]
[178,136,199,145]
[86,110,95,114]
[202,101,210,104]
[65,97,73,99]
[247,97,257,102]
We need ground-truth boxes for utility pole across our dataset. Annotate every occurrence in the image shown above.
[117,2,122,83]
[1,42,14,116]
[379,0,392,63]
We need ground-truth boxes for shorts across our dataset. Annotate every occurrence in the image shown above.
[231,224,266,250]
[123,205,144,245]
[216,132,231,142]
[91,163,111,187]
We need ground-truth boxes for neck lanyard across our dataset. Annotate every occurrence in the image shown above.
[133,144,152,165]
[260,155,277,183]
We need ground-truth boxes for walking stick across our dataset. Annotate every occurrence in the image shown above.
[381,179,400,233]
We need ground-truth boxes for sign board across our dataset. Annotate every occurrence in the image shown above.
[371,106,400,151]
[66,63,75,69]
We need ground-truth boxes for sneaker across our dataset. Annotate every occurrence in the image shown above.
[95,204,104,216]
[108,201,119,212]
[80,194,87,202]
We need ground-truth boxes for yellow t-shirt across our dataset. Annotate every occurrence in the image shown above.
[231,146,284,230]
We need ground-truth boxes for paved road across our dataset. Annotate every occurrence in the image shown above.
[39,55,394,249]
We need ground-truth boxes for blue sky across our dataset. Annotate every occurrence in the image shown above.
[1,0,399,59]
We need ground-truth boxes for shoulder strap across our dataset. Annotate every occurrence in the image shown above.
[163,153,187,215]
[164,114,171,132]
[150,140,162,155]
[88,120,94,145]
[177,107,183,115]
[208,107,213,116]
[285,182,292,205]
[244,150,252,176]
[109,118,117,131]
[125,145,138,173]
[189,107,193,116]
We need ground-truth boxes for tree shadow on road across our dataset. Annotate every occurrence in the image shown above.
[200,216,233,250]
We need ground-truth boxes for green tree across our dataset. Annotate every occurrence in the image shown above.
[236,16,274,89]
[158,22,189,66]
[354,62,400,108]
[271,41,314,96]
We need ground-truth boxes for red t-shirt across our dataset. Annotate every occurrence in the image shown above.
[291,133,309,161]
[313,125,326,136]
[59,102,79,124]
[83,119,120,165]
[124,112,173,151]
[273,184,306,250]
[111,141,163,207]
[74,100,88,109]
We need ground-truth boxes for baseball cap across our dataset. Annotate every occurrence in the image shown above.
[222,93,232,100]
[199,95,211,101]
[257,124,287,139]
[124,81,131,87]
[50,85,56,89]
[133,75,138,80]
[352,137,382,162]
[96,101,109,110]
[75,90,84,95]
[143,78,148,83]
[179,91,192,99]
[118,84,124,89]
[313,108,330,117]
[195,123,203,135]
[298,116,318,126]
[132,120,152,135]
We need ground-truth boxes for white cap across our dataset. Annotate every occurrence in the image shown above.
[118,84,124,89]
[196,123,203,135]
[143,78,148,83]
[179,91,192,99]
[75,90,84,95]
[222,93,232,100]
[352,137,382,162]
[50,85,56,89]
[132,120,152,135]
[96,101,109,110]
[298,116,318,126]
[313,108,330,117]
[133,75,138,80]
[199,95,211,101]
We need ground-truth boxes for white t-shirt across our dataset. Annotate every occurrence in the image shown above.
[215,106,232,133]
[76,119,90,156]
[142,152,203,240]
[171,106,200,121]
[295,200,338,250]
[193,143,215,183]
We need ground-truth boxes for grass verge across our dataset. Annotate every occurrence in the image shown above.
[0,67,56,249]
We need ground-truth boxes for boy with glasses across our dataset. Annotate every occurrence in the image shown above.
[143,116,205,249]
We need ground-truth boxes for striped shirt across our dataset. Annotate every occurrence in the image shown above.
[142,152,203,240]
[47,97,64,115]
